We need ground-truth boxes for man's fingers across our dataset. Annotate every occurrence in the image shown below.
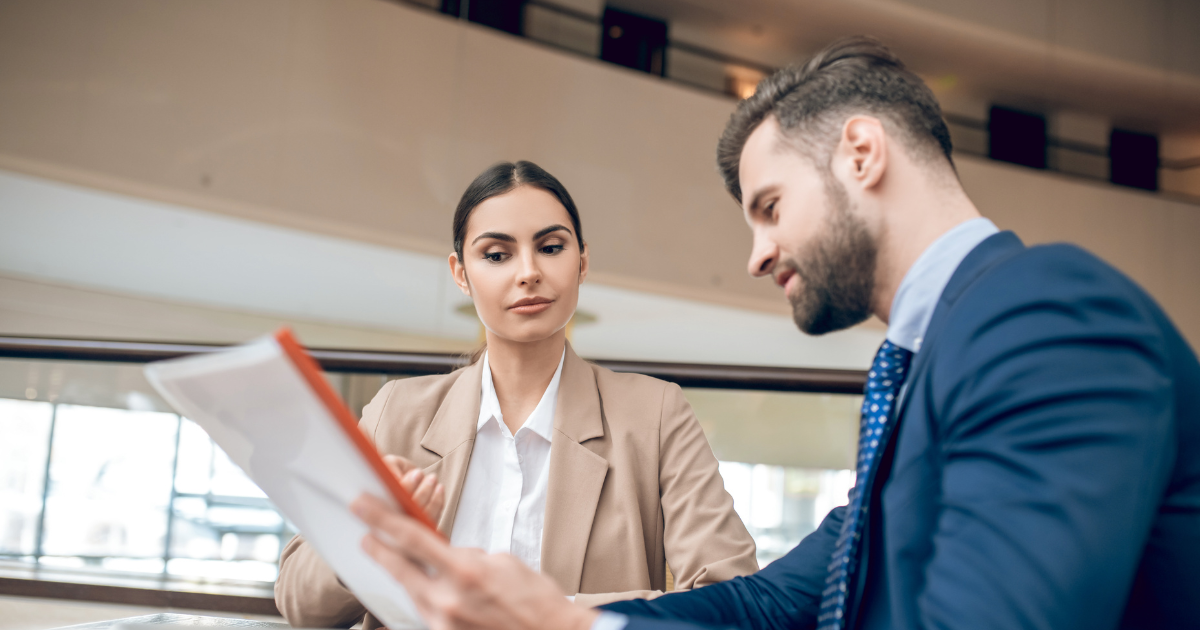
[352,493,458,575]
[361,532,441,619]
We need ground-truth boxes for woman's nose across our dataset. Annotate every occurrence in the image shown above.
[516,252,541,285]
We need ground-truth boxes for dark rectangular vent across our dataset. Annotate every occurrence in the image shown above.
[988,106,1046,169]
[441,0,526,36]
[600,7,667,76]
[1109,129,1159,191]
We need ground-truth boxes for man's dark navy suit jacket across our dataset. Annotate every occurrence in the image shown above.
[604,232,1200,629]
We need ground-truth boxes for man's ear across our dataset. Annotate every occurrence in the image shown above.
[448,252,471,296]
[578,242,589,284]
[839,116,888,191]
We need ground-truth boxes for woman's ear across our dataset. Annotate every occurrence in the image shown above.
[578,242,589,284]
[448,252,472,296]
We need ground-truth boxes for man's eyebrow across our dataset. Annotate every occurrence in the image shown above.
[534,224,572,240]
[471,231,516,245]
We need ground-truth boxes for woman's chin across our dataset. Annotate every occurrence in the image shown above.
[489,323,571,346]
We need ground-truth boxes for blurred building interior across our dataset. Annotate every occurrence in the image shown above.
[0,0,1197,626]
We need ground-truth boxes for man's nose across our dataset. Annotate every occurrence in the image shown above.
[747,234,777,278]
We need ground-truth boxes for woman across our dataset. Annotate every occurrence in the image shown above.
[275,161,757,629]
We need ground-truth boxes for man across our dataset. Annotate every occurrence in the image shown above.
[351,37,1200,629]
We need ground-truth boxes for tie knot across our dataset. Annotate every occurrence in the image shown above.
[866,340,913,388]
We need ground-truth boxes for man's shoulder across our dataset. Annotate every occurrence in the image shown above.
[917,240,1176,379]
[951,240,1158,325]
[993,241,1137,290]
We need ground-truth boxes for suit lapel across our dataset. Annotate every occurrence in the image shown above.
[540,343,608,595]
[419,359,485,535]
[847,232,1026,629]
[890,231,1026,426]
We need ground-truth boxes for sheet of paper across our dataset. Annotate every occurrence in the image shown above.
[144,336,426,629]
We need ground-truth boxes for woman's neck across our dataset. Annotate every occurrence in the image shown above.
[485,330,567,435]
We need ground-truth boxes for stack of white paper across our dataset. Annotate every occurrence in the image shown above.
[144,335,426,629]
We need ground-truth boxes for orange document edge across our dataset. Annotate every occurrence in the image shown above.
[274,327,445,538]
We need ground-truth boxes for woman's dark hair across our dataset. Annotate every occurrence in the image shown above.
[452,161,585,261]
[453,161,585,365]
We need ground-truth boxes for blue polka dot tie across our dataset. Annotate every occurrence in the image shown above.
[817,340,914,630]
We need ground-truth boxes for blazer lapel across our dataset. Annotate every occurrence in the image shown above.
[891,231,1026,426]
[419,360,485,535]
[847,231,1027,629]
[540,343,608,595]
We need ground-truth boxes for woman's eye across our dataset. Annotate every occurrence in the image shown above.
[540,244,565,255]
[483,252,507,262]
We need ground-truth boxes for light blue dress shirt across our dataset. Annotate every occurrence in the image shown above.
[886,217,999,353]
[592,217,999,630]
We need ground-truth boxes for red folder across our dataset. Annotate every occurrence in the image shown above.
[275,327,443,537]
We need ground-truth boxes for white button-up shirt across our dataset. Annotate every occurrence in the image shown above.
[448,349,565,572]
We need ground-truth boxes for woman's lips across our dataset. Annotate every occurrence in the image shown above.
[509,298,553,315]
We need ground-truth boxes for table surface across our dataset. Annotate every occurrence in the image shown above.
[54,613,291,629]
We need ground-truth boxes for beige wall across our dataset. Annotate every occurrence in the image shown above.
[958,156,1200,347]
[1,0,1197,346]
[0,0,776,313]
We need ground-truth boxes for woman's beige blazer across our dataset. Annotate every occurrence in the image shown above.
[275,344,757,629]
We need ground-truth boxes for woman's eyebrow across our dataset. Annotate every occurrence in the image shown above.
[534,224,572,240]
[471,231,516,245]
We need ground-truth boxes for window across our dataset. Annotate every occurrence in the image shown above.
[2,354,863,584]
[0,355,296,585]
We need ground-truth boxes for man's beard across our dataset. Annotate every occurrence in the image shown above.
[785,176,877,336]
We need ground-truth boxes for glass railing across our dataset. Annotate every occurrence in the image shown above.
[0,335,867,588]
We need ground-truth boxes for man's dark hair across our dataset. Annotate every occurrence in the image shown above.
[717,36,954,202]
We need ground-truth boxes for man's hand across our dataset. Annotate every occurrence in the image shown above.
[384,454,446,524]
[351,493,600,630]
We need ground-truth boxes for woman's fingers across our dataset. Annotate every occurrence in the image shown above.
[400,468,425,495]
[384,454,416,478]
[382,457,445,522]
[411,472,437,505]
[395,469,445,522]
[428,483,446,522]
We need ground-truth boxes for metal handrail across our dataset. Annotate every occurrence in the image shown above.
[0,335,867,394]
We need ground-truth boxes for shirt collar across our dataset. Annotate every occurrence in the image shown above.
[886,217,999,353]
[478,348,566,441]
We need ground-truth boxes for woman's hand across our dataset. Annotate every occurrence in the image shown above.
[385,454,446,524]
[351,493,599,630]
